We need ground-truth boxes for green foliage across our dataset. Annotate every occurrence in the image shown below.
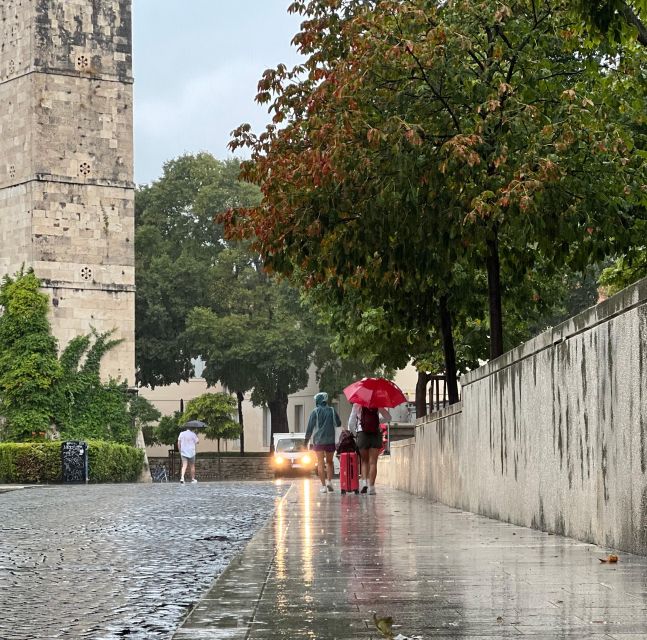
[181,392,240,446]
[599,249,647,295]
[51,330,135,444]
[572,0,647,47]
[0,271,137,445]
[0,442,61,483]
[137,153,372,441]
[0,441,143,483]
[150,411,183,447]
[87,441,144,482]
[135,154,261,387]
[129,395,162,446]
[0,269,61,441]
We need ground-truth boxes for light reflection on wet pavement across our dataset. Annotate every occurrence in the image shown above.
[0,482,287,639]
[177,479,647,639]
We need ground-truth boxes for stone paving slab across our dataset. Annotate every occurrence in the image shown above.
[176,479,647,639]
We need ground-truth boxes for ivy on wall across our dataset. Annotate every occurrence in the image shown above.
[0,269,137,444]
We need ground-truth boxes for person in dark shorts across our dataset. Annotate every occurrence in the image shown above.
[348,403,391,494]
[305,392,341,493]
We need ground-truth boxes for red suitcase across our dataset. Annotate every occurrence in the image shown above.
[339,452,360,494]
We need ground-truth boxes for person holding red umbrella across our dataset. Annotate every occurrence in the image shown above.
[347,403,391,494]
[344,378,407,495]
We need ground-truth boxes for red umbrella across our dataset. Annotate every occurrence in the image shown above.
[343,377,407,408]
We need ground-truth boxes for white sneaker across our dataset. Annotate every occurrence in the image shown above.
[367,486,376,495]
[191,479,198,484]
[180,478,185,484]
[319,486,328,494]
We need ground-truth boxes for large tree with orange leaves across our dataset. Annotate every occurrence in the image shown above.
[224,0,644,373]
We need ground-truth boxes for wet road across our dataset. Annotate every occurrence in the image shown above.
[0,482,287,640]
[178,479,647,639]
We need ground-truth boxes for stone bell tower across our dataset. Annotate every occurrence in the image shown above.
[0,0,135,382]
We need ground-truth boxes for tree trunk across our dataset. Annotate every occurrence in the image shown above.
[268,390,289,452]
[486,233,504,360]
[439,295,460,404]
[415,371,430,418]
[236,391,245,456]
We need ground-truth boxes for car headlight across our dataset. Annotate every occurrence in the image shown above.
[301,454,311,465]
[274,455,285,465]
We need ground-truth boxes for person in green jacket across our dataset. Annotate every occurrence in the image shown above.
[305,392,341,493]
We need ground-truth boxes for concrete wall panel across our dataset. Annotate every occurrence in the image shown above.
[380,277,647,555]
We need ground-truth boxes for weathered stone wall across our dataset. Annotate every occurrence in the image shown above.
[149,456,276,482]
[0,0,135,382]
[379,277,647,555]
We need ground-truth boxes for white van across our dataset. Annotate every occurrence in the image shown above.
[272,433,316,477]
[272,431,341,477]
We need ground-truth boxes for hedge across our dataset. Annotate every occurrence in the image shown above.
[0,440,145,484]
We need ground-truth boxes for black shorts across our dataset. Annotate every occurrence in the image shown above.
[357,431,383,450]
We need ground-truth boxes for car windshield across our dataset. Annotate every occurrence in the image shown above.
[275,438,307,453]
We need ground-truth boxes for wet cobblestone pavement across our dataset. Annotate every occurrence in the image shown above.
[0,482,287,640]
[177,479,647,639]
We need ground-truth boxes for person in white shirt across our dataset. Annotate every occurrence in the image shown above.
[348,403,391,494]
[177,427,199,484]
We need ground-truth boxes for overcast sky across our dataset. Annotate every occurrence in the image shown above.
[132,1,303,185]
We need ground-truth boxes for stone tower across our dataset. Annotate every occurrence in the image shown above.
[0,0,135,382]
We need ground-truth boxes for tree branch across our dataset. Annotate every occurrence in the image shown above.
[618,0,647,47]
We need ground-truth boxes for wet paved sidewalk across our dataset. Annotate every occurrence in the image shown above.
[176,480,647,639]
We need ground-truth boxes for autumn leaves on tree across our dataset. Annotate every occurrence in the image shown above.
[223,0,646,395]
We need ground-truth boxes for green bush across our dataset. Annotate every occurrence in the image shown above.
[0,442,61,483]
[0,440,144,484]
[87,441,144,483]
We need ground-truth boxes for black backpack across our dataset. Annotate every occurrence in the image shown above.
[360,406,380,433]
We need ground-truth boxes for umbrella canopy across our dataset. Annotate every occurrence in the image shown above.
[343,377,407,408]
[183,420,207,429]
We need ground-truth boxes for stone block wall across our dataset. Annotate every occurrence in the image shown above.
[149,457,276,482]
[0,0,135,382]
[380,277,647,555]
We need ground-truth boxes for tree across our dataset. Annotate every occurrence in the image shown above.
[0,269,61,441]
[129,395,162,446]
[137,153,365,447]
[181,392,240,454]
[135,154,260,387]
[184,248,316,449]
[151,411,183,447]
[225,0,644,370]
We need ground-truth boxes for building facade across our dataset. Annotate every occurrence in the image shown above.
[0,0,135,382]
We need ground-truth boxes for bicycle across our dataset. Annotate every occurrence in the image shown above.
[150,464,169,483]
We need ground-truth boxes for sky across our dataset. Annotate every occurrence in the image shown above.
[132,1,303,185]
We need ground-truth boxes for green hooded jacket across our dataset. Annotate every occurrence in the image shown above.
[305,392,341,446]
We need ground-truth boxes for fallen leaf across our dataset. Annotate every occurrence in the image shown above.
[496,616,504,623]
[600,553,619,563]
[373,613,394,638]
